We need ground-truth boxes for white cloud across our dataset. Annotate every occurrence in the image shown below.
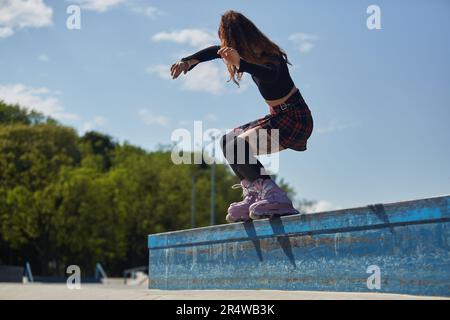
[82,116,107,132]
[70,0,126,12]
[298,42,314,53]
[146,64,172,80]
[37,53,49,62]
[149,28,253,95]
[147,61,250,95]
[303,200,342,214]
[68,0,165,18]
[178,120,190,127]
[0,84,78,120]
[82,122,93,132]
[128,4,165,18]
[289,33,319,42]
[0,27,13,38]
[205,113,217,122]
[147,62,226,95]
[288,32,319,53]
[138,108,170,127]
[316,119,357,134]
[181,63,225,95]
[93,116,107,126]
[152,29,217,48]
[0,0,53,38]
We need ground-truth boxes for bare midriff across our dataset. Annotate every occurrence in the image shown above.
[265,85,298,107]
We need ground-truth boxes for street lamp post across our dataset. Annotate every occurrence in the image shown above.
[191,136,217,228]
[191,173,196,229]
[210,134,216,226]
[191,147,209,229]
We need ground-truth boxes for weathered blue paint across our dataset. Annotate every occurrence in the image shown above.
[148,195,450,296]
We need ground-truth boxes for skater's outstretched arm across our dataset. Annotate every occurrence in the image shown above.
[170,45,221,79]
[181,45,222,71]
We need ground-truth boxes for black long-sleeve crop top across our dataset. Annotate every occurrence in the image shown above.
[181,45,295,100]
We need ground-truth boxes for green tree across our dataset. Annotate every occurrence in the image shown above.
[0,124,81,191]
[80,131,117,171]
[0,101,56,125]
[0,101,302,276]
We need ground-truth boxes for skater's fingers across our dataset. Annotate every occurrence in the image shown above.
[218,47,228,56]
[170,65,176,77]
[172,62,185,79]
[170,63,181,76]
[172,69,179,79]
[222,47,233,55]
[218,47,233,56]
[171,60,191,79]
[171,67,177,78]
[173,68,183,79]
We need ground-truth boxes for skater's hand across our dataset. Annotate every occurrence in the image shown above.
[170,60,190,79]
[217,47,240,67]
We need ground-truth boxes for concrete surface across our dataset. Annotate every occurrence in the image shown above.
[0,283,447,300]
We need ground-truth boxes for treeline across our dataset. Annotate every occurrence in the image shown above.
[0,101,298,276]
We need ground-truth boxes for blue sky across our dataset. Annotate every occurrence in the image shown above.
[0,0,449,211]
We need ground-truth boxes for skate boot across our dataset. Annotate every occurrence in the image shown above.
[226,180,258,223]
[249,179,299,220]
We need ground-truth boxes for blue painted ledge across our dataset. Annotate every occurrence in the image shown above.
[148,195,450,296]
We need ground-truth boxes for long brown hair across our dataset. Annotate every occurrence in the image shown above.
[218,10,291,87]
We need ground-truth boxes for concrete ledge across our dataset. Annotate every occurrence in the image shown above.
[1,284,447,300]
[148,195,450,296]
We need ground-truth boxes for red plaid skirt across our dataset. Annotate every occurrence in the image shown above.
[233,89,313,151]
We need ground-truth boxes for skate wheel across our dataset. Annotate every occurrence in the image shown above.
[249,210,300,220]
[226,214,251,223]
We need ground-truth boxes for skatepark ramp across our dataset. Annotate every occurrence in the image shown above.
[148,195,450,297]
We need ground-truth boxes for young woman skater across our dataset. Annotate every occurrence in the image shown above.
[170,10,314,223]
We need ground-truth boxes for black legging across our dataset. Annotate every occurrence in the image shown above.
[220,132,271,182]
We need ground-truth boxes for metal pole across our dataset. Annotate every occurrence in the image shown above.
[191,173,196,228]
[210,135,216,225]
